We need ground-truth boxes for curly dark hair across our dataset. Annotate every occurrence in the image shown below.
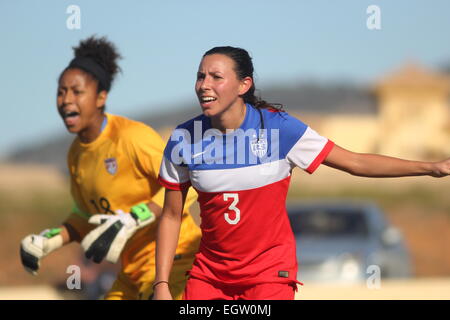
[59,36,122,113]
[70,35,122,93]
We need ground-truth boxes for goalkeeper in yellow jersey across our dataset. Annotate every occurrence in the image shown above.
[19,36,201,300]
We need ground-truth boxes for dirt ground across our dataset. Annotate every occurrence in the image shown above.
[295,278,450,300]
[1,278,450,299]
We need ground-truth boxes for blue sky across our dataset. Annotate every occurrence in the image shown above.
[1,0,450,157]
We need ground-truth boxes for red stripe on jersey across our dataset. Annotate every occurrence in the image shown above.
[305,139,335,174]
[188,176,299,286]
[158,175,191,190]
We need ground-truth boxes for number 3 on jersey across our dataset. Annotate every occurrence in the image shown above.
[223,193,240,225]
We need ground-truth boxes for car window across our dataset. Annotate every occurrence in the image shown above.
[289,209,369,238]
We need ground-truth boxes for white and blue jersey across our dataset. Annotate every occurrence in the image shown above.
[159,104,334,286]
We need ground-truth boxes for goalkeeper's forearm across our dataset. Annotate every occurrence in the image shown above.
[42,223,77,246]
[58,225,73,245]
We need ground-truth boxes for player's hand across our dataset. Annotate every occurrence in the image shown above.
[81,204,155,264]
[430,158,450,178]
[152,282,173,300]
[20,228,64,275]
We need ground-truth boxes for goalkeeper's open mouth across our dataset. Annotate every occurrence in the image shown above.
[60,109,81,128]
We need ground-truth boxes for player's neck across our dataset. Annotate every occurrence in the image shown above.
[78,114,107,143]
[211,102,246,134]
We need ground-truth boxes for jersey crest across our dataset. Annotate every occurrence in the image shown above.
[104,157,118,175]
[250,136,268,158]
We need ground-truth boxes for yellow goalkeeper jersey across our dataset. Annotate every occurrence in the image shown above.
[63,113,200,285]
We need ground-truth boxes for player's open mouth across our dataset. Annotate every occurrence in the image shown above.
[200,96,217,102]
[61,110,80,126]
[200,96,217,107]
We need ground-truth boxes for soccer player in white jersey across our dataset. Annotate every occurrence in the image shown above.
[153,46,450,300]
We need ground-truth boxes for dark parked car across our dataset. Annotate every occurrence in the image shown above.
[287,200,412,284]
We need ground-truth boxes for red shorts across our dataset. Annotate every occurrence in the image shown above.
[183,276,296,300]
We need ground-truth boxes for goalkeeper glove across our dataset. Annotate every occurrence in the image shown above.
[81,203,155,264]
[20,228,64,275]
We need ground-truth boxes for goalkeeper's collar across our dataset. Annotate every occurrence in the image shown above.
[101,115,108,132]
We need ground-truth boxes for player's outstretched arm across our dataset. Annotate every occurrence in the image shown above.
[153,188,188,300]
[20,226,71,275]
[323,144,450,178]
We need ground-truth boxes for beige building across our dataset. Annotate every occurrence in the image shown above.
[319,63,450,160]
